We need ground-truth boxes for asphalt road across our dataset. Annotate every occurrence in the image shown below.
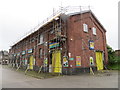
[1,65,118,88]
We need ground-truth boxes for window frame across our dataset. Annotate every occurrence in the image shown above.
[39,34,44,44]
[92,27,97,35]
[83,23,88,32]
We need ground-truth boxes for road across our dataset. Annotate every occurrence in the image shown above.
[1,65,118,88]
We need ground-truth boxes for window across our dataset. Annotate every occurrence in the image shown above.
[92,27,96,35]
[39,48,42,58]
[39,34,43,44]
[83,24,88,32]
[31,38,34,42]
[50,30,54,34]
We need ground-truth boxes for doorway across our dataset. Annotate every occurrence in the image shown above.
[95,51,104,70]
[29,55,34,70]
[51,50,62,73]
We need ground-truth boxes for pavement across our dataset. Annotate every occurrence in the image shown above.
[1,65,118,88]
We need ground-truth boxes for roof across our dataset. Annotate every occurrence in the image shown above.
[12,12,62,47]
[67,10,106,32]
[67,10,91,16]
[11,9,107,47]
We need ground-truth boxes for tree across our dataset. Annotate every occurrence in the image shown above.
[107,45,116,64]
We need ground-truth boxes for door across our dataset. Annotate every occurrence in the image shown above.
[95,52,103,70]
[29,55,34,70]
[52,50,62,73]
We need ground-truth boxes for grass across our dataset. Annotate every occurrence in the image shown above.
[24,70,61,79]
[107,63,120,70]
[2,64,62,79]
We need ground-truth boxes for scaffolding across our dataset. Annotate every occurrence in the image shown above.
[11,6,90,46]
[10,6,92,74]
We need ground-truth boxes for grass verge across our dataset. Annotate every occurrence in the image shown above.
[107,64,120,70]
[25,70,61,79]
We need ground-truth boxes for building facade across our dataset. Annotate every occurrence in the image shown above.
[0,50,9,64]
[115,50,120,56]
[9,9,108,74]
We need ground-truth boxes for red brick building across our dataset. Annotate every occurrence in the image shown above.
[9,8,108,74]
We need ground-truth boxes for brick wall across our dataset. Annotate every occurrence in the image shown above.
[67,12,108,68]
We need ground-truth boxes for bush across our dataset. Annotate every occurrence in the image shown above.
[107,45,116,64]
[107,45,120,65]
[114,56,120,64]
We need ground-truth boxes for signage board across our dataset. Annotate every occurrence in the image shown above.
[89,40,94,50]
[49,42,59,49]
[28,49,33,54]
[76,56,81,66]
[22,51,26,55]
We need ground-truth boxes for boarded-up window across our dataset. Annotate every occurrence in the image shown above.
[83,24,88,32]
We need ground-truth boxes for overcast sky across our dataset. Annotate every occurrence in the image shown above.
[0,0,119,51]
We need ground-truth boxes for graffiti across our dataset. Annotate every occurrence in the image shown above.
[90,57,94,66]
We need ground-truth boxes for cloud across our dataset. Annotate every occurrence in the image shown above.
[0,0,118,50]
